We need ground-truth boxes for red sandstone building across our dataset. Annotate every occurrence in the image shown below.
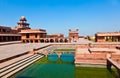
[13,16,31,32]
[0,16,79,43]
[0,16,31,42]
[0,26,20,42]
[20,29,69,43]
[95,32,120,42]
[18,16,79,43]
[69,29,79,42]
[1,16,120,43]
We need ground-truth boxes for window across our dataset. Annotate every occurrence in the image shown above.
[2,29,6,32]
[35,34,38,38]
[26,34,29,38]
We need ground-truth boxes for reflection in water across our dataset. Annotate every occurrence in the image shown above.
[11,53,118,78]
[60,54,74,62]
[47,53,58,62]
[15,64,75,78]
[47,53,74,62]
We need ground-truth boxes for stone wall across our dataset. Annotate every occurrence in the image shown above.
[75,53,107,65]
[76,43,120,48]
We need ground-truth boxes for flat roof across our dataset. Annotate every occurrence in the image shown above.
[19,29,46,34]
[0,34,21,36]
[96,32,120,36]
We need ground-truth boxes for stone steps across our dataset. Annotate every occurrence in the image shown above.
[0,54,44,78]
[0,54,37,72]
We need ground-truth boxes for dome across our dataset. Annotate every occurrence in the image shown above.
[20,16,27,21]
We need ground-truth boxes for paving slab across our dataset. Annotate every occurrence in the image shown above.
[0,43,50,61]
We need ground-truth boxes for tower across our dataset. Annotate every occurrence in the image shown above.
[68,29,79,42]
[13,16,31,32]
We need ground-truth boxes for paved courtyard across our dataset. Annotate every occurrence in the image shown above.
[0,43,50,61]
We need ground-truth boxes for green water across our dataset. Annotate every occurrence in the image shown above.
[10,54,118,78]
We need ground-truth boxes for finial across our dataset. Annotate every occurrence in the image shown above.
[20,16,27,21]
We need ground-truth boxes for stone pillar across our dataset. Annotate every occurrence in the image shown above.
[10,37,12,41]
[25,40,27,43]
[33,40,35,43]
[107,59,112,70]
[116,37,118,42]
[6,36,8,41]
[117,69,120,78]
[38,39,40,43]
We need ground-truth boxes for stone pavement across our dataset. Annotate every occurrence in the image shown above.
[0,54,32,68]
[0,43,50,61]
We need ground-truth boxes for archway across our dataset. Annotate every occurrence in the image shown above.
[60,39,63,42]
[22,40,25,43]
[30,40,33,43]
[45,39,49,43]
[50,39,54,43]
[64,39,68,43]
[40,39,44,43]
[35,40,38,43]
[26,40,29,43]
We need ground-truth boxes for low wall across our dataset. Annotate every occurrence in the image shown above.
[75,53,107,65]
[111,54,120,64]
[77,43,120,48]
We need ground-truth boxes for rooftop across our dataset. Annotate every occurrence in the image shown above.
[96,32,120,36]
[19,29,46,34]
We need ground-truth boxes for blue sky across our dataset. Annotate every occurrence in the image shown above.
[0,0,120,36]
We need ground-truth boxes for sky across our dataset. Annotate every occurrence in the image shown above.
[0,0,120,37]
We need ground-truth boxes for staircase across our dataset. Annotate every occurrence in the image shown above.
[0,54,44,78]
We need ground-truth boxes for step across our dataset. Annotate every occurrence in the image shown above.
[0,54,32,69]
[0,54,43,77]
[0,54,38,73]
[2,55,44,78]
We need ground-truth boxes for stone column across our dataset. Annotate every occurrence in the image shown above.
[107,59,112,70]
[38,39,40,43]
[33,40,35,43]
[116,37,118,42]
[6,36,8,41]
[117,69,120,78]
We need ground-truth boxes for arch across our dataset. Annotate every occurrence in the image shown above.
[26,40,29,43]
[45,39,49,43]
[35,40,38,43]
[22,40,25,43]
[50,39,54,43]
[40,39,44,43]
[60,39,63,42]
[30,40,33,43]
[64,39,68,43]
